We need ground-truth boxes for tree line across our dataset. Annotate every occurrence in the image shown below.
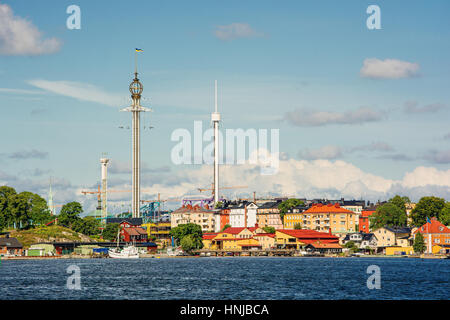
[0,185,119,241]
[370,195,450,229]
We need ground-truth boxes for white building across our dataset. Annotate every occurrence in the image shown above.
[229,202,258,228]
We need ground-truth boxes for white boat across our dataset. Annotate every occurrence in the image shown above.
[108,228,140,259]
[108,245,140,259]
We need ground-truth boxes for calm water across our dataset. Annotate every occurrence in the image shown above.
[0,257,448,300]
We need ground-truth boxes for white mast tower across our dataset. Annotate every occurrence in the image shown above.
[100,157,109,220]
[121,51,151,218]
[212,80,221,205]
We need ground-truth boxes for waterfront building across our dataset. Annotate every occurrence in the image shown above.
[413,217,450,254]
[202,226,265,250]
[142,220,171,245]
[253,233,276,250]
[219,208,230,231]
[121,226,148,243]
[300,203,358,234]
[171,204,216,233]
[283,204,308,229]
[27,244,55,256]
[305,242,342,254]
[256,201,283,229]
[385,246,413,255]
[275,229,340,250]
[202,233,218,249]
[0,236,23,256]
[341,232,378,249]
[372,226,412,253]
[229,201,258,228]
[359,210,375,233]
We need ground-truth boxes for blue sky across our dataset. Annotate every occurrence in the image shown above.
[0,1,449,213]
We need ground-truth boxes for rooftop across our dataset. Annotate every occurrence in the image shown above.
[303,203,355,214]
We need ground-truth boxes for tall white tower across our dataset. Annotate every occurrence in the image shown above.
[100,158,109,220]
[121,66,151,218]
[48,178,55,215]
[212,80,221,205]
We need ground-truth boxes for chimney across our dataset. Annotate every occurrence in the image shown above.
[244,205,247,228]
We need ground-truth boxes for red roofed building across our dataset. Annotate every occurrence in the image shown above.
[275,229,340,250]
[414,217,450,253]
[359,210,375,233]
[305,241,343,254]
[121,227,148,243]
[301,203,358,234]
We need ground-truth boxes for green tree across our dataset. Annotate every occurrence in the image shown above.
[169,223,203,252]
[72,216,101,236]
[215,201,223,209]
[370,203,407,229]
[440,203,450,226]
[221,224,231,231]
[388,195,410,213]
[294,223,302,230]
[263,226,276,234]
[278,199,304,223]
[0,186,17,230]
[102,223,120,241]
[180,234,198,253]
[58,201,83,229]
[413,232,426,254]
[411,196,445,226]
[7,191,49,229]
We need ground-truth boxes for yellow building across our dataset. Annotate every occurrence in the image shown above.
[171,204,216,233]
[283,213,303,229]
[298,203,358,234]
[385,246,413,255]
[142,221,171,246]
[201,226,266,251]
[253,233,276,250]
[373,227,412,247]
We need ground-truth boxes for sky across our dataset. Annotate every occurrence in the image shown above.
[0,0,449,214]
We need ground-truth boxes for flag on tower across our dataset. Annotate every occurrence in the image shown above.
[135,48,143,52]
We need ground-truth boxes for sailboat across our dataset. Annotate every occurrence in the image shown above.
[108,228,140,259]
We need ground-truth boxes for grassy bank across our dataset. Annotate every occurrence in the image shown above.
[8,225,99,248]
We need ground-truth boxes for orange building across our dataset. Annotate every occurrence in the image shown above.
[300,203,358,234]
[359,210,376,233]
[414,217,450,253]
[220,208,231,231]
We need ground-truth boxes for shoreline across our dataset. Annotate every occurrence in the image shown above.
[2,254,445,260]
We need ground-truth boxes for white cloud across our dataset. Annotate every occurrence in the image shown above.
[0,4,61,55]
[214,23,263,41]
[2,161,449,214]
[284,107,384,127]
[27,80,122,106]
[360,58,419,79]
[130,160,450,203]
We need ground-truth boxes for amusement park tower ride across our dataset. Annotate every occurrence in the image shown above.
[120,55,151,218]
